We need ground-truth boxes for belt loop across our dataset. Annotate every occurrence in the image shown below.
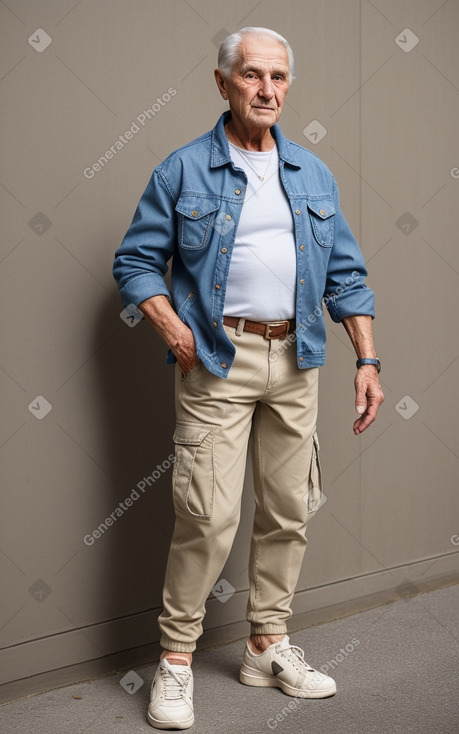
[235,318,245,337]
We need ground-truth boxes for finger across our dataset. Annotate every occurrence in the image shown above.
[179,351,199,376]
[353,412,374,434]
[355,389,367,415]
[353,397,381,434]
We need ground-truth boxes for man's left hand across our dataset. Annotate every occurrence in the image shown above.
[353,366,384,435]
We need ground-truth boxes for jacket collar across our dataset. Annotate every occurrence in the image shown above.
[211,110,301,169]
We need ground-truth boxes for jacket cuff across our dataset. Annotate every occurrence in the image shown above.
[118,273,171,308]
[326,286,375,323]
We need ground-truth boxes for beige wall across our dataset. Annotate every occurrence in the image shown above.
[1,0,458,695]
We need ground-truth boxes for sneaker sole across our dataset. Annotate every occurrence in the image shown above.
[239,667,336,699]
[147,709,195,730]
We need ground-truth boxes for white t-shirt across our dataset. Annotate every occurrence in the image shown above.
[223,142,297,321]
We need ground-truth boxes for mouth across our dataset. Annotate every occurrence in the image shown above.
[252,106,275,111]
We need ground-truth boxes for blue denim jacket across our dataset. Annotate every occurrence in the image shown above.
[113,111,375,378]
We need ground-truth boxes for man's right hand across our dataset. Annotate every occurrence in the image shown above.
[137,295,199,376]
[172,323,199,376]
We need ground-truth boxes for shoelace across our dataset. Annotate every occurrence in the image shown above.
[160,659,192,702]
[278,643,315,673]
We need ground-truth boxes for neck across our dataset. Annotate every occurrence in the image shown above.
[225,119,275,152]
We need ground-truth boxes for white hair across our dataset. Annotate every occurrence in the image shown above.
[217,27,295,81]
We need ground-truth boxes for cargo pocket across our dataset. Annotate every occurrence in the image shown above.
[172,421,217,518]
[175,195,220,250]
[306,432,325,517]
[307,198,335,247]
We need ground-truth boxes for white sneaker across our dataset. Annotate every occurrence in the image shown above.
[147,658,194,730]
[240,635,336,698]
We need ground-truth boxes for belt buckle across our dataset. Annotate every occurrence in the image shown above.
[264,320,290,340]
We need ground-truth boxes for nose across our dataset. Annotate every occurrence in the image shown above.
[258,75,275,100]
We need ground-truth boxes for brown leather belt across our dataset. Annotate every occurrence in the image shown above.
[223,316,295,340]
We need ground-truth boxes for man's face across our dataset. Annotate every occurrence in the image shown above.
[216,34,290,133]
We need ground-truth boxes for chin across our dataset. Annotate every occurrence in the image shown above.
[251,111,276,125]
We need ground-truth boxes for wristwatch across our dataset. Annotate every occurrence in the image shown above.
[356,357,381,373]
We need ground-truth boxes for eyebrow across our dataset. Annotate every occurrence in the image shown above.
[239,64,288,76]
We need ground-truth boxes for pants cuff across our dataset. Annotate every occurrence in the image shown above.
[160,634,197,653]
[249,624,288,636]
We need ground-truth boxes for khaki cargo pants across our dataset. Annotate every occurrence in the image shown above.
[158,323,322,653]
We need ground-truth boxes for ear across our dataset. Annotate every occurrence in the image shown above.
[214,69,229,100]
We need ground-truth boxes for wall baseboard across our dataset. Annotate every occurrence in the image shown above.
[1,553,458,705]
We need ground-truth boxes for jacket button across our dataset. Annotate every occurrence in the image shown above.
[319,209,326,216]
[299,357,304,362]
[226,214,232,221]
[221,247,227,253]
[213,321,218,327]
[215,284,221,290]
[299,278,304,285]
[192,210,198,217]
[299,245,305,250]
[295,209,300,215]
[221,362,227,368]
[235,189,241,195]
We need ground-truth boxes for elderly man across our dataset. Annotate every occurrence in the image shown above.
[113,26,383,730]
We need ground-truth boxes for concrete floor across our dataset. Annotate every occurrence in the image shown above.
[1,584,459,734]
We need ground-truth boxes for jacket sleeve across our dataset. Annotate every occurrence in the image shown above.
[112,169,176,307]
[324,177,375,323]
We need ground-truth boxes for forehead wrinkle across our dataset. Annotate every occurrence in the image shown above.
[236,51,290,77]
[236,39,289,73]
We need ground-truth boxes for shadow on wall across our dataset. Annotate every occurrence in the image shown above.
[90,292,177,659]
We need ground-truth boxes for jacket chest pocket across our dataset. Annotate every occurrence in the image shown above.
[307,198,335,247]
[175,195,220,250]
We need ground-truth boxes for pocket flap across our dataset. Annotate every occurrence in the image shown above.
[307,431,325,515]
[307,199,335,219]
[173,421,214,446]
[175,195,220,220]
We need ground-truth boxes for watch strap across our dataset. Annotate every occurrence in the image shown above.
[356,357,381,373]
